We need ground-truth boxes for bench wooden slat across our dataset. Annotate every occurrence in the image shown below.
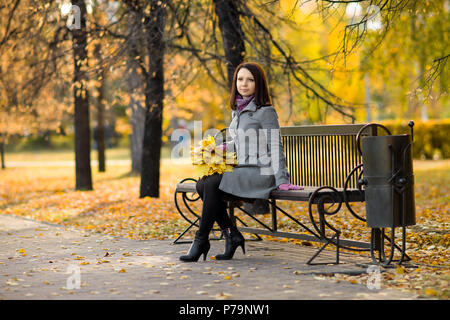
[175,182,364,202]
[280,125,373,189]
[175,182,197,193]
[280,124,376,136]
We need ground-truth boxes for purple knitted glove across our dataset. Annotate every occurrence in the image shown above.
[278,183,304,191]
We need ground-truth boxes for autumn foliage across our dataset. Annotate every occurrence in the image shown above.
[191,136,237,177]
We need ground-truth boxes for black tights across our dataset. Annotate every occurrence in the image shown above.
[195,173,239,237]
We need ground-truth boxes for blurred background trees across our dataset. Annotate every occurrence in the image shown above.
[0,0,448,194]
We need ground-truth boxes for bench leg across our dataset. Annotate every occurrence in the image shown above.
[271,199,277,232]
[229,201,263,241]
[370,227,412,267]
[173,218,225,245]
[306,232,340,265]
[173,217,200,244]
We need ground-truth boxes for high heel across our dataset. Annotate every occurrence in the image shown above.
[179,231,210,262]
[215,226,245,260]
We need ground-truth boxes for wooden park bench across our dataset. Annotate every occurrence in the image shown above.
[173,124,407,265]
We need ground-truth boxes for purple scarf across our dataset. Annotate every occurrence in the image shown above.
[235,94,255,112]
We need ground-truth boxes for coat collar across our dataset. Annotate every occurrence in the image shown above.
[232,98,257,118]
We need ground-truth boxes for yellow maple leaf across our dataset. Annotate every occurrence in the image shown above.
[200,135,215,147]
[195,164,210,177]
[211,155,224,165]
[424,288,438,296]
[396,266,405,274]
[192,137,238,178]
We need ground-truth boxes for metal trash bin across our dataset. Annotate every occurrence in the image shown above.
[356,122,416,266]
[361,134,415,228]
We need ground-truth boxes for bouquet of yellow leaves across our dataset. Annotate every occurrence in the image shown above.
[191,135,238,178]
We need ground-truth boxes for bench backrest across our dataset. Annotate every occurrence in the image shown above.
[280,124,376,189]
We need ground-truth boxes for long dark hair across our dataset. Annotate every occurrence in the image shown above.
[229,62,272,110]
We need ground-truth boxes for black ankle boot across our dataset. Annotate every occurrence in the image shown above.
[179,231,210,262]
[215,226,245,260]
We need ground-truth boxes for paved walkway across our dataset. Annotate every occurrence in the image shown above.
[0,214,420,300]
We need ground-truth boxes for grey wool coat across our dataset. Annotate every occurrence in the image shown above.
[218,98,290,199]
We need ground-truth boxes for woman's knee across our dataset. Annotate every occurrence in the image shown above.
[203,173,222,191]
[195,179,204,197]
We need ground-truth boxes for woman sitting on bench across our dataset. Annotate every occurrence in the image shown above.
[179,61,303,262]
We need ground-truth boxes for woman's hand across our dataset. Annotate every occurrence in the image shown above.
[278,183,303,191]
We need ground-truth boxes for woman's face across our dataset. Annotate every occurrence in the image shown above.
[236,68,255,98]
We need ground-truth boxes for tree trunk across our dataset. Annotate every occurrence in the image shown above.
[130,95,145,173]
[417,14,428,121]
[94,44,106,172]
[126,12,145,174]
[364,72,372,122]
[215,1,271,213]
[213,0,246,89]
[96,79,106,172]
[410,7,428,120]
[72,0,92,190]
[0,137,5,170]
[139,0,166,198]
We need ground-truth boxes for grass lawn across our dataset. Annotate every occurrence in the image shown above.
[0,149,448,299]
[3,146,174,162]
[3,147,131,162]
